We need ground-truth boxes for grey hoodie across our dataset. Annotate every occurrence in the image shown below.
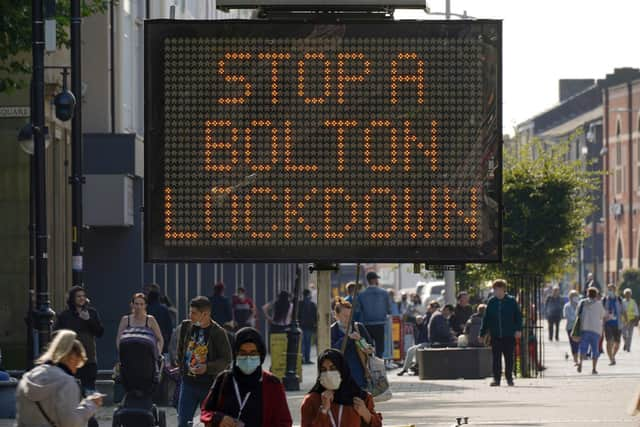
[578,298,607,335]
[16,363,98,427]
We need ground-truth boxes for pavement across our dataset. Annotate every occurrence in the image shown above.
[3,327,640,426]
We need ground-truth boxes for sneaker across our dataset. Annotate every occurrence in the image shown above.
[577,364,582,373]
[592,369,598,375]
[507,380,514,387]
[397,369,407,376]
[608,360,616,366]
[489,381,500,387]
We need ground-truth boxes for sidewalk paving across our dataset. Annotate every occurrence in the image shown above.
[3,328,640,426]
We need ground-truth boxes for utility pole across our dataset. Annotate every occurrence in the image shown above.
[31,0,55,354]
[70,0,85,288]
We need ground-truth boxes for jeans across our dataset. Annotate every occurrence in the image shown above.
[302,328,313,363]
[366,324,386,358]
[178,379,212,427]
[622,323,635,351]
[547,318,560,341]
[76,362,98,394]
[402,343,429,370]
[491,336,515,383]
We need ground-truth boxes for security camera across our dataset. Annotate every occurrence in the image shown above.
[53,89,76,122]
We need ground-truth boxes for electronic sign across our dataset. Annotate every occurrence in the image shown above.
[145,20,502,262]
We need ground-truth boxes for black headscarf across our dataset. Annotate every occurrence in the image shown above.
[232,327,265,390]
[309,348,367,405]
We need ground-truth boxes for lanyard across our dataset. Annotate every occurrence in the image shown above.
[328,404,343,427]
[232,378,251,420]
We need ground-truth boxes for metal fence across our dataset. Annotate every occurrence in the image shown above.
[509,274,545,378]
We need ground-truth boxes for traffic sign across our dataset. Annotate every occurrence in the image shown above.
[145,19,502,262]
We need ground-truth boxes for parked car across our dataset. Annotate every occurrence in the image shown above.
[416,281,445,305]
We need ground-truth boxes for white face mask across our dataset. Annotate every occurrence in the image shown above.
[571,296,578,304]
[319,370,342,390]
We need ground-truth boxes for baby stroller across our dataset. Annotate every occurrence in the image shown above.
[112,326,167,427]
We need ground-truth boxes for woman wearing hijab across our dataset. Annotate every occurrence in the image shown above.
[200,327,292,427]
[301,349,382,427]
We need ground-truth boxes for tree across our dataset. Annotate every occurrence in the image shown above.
[495,137,599,279]
[620,269,640,304]
[0,0,106,93]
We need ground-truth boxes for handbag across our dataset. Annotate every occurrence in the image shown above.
[364,352,392,402]
[570,301,584,342]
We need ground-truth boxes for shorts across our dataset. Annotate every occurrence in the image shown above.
[579,331,601,359]
[604,324,621,342]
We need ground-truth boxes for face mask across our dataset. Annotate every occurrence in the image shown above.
[571,296,578,303]
[236,355,261,375]
[238,293,245,299]
[608,291,615,298]
[319,370,342,390]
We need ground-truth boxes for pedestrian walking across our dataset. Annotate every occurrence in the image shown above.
[331,297,374,388]
[200,327,293,427]
[563,290,580,365]
[451,291,473,336]
[388,288,401,315]
[176,296,232,427]
[232,286,257,329]
[16,330,103,427]
[53,286,104,394]
[299,289,318,364]
[116,293,164,355]
[602,284,623,365]
[263,290,293,333]
[356,271,392,358]
[146,283,174,354]
[576,287,607,374]
[428,304,458,347]
[622,288,639,352]
[480,279,523,387]
[301,349,382,427]
[545,286,564,342]
[209,282,234,328]
[583,272,601,296]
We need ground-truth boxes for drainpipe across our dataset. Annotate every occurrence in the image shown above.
[604,88,610,283]
[628,82,634,270]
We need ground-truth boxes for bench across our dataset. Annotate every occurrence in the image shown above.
[417,347,492,380]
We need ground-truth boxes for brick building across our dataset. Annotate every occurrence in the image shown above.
[604,77,640,284]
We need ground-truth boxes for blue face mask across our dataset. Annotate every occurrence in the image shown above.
[236,355,261,375]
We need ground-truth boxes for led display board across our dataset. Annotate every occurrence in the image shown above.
[145,19,502,262]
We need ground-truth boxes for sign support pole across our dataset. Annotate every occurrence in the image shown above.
[311,263,338,355]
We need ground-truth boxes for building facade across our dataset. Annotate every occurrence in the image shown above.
[603,78,640,284]
[514,69,640,288]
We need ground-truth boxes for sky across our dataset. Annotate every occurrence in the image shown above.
[395,0,640,135]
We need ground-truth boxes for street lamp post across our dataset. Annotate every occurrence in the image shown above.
[283,266,302,391]
[31,0,55,354]
[70,0,85,289]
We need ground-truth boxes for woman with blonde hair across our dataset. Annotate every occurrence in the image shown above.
[16,329,103,427]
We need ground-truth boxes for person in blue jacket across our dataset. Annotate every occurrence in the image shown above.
[480,279,523,387]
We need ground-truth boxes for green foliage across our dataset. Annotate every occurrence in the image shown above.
[0,0,107,93]
[496,136,599,279]
[620,269,640,303]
